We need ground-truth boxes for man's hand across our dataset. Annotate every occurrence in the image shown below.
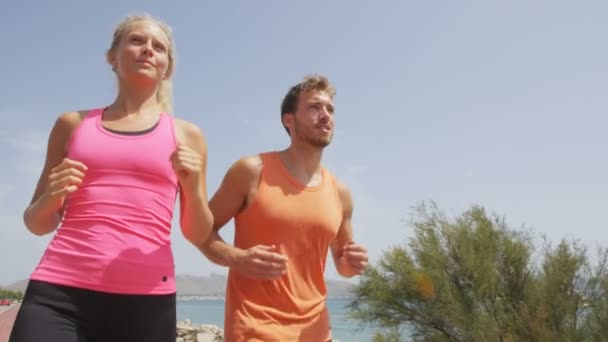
[233,245,288,280]
[339,241,368,275]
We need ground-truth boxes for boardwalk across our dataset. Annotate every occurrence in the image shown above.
[0,305,18,342]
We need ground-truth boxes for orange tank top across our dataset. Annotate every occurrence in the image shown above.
[224,151,343,342]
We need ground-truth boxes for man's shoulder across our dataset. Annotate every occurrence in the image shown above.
[320,166,346,190]
[321,169,351,207]
[235,150,281,169]
[333,178,351,200]
[227,153,266,180]
[235,153,265,169]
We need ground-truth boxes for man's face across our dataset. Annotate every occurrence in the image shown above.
[287,90,335,148]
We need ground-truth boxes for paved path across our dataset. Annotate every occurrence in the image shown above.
[0,304,19,342]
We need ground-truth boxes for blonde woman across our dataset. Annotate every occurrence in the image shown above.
[10,14,213,342]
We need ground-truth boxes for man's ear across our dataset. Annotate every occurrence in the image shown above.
[282,113,294,130]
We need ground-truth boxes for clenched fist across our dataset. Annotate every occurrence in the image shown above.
[340,241,368,275]
[171,143,203,192]
[233,245,288,280]
[43,158,88,210]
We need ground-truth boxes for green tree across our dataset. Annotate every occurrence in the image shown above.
[0,289,23,300]
[348,202,608,341]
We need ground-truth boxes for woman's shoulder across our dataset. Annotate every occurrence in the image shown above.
[173,117,207,150]
[56,110,89,125]
[173,117,202,136]
[51,109,94,136]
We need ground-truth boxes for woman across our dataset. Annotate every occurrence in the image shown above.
[9,13,213,342]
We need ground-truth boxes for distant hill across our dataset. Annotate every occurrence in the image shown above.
[176,274,227,296]
[3,279,27,293]
[3,274,355,298]
[175,274,355,298]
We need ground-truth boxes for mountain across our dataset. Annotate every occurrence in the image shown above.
[2,274,355,298]
[3,279,27,293]
[176,274,355,298]
[176,274,227,296]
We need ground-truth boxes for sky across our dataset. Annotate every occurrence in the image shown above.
[1,0,608,285]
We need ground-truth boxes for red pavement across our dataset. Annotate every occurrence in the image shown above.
[0,304,19,342]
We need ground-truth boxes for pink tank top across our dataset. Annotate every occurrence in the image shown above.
[30,108,179,295]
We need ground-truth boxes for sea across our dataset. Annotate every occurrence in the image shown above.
[177,298,377,341]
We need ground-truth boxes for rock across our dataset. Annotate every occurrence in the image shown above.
[196,332,216,342]
[176,320,223,342]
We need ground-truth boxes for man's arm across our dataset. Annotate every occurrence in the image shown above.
[330,181,368,277]
[198,155,288,279]
[198,156,257,266]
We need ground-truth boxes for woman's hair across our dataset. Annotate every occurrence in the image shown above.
[106,14,175,113]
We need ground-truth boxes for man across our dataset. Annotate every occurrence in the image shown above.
[200,74,368,341]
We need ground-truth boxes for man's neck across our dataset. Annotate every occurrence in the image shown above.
[279,143,324,186]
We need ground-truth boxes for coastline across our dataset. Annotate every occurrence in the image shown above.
[177,295,225,301]
[177,295,353,301]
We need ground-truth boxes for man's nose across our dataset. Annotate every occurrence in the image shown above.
[319,107,331,120]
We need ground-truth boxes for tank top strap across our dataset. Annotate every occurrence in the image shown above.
[80,107,104,126]
[322,167,343,213]
[86,107,105,119]
[162,113,180,150]
[258,151,297,190]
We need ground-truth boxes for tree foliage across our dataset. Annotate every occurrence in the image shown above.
[349,202,608,341]
[0,289,23,300]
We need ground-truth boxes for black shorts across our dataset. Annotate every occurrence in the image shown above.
[9,279,176,342]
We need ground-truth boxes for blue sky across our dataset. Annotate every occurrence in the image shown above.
[2,0,608,285]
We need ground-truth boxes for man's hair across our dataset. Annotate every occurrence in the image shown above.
[280,74,336,135]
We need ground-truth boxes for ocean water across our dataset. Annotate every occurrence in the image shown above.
[177,298,376,341]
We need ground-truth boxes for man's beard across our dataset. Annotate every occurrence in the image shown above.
[294,124,333,148]
[305,135,332,148]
